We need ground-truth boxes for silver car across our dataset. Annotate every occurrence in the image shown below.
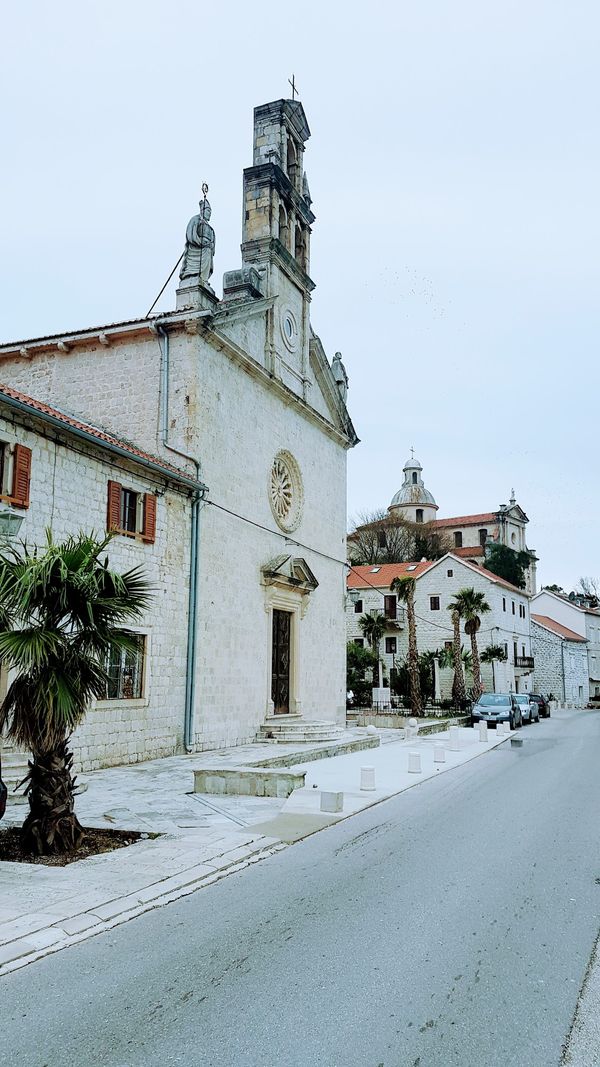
[513,692,539,724]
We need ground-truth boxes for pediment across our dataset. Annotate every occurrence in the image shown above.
[309,335,359,448]
[261,554,318,592]
[504,504,529,523]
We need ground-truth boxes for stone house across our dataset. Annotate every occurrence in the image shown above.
[0,382,199,772]
[531,589,600,700]
[347,553,534,697]
[531,615,589,705]
[0,96,357,757]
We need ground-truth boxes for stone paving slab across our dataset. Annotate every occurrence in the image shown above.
[0,725,509,977]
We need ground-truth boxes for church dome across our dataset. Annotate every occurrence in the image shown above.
[388,453,438,515]
[390,484,437,508]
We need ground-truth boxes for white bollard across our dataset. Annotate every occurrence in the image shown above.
[360,765,376,791]
[448,725,461,751]
[407,716,419,738]
[408,750,421,773]
[366,724,378,736]
[320,791,344,813]
[478,720,489,743]
[434,744,446,764]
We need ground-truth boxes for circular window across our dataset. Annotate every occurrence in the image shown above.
[269,450,303,532]
[279,307,299,352]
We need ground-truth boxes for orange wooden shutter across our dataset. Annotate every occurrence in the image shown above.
[107,481,122,531]
[142,493,157,544]
[11,444,32,508]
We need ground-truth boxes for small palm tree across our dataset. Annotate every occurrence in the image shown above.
[391,576,422,716]
[481,643,508,692]
[447,601,467,707]
[0,532,151,855]
[358,611,387,689]
[450,588,491,697]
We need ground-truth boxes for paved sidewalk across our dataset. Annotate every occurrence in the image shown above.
[0,723,510,976]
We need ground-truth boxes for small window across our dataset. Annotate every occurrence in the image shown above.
[454,531,463,548]
[415,509,424,524]
[513,641,518,663]
[504,643,508,658]
[412,472,418,484]
[378,530,387,548]
[447,569,453,577]
[370,566,381,573]
[105,633,145,700]
[479,528,488,546]
[353,638,364,647]
[430,596,440,611]
[385,637,397,654]
[503,597,506,611]
[384,595,397,620]
[522,644,526,657]
[354,599,363,614]
[444,640,453,650]
[512,601,516,615]
[107,481,156,543]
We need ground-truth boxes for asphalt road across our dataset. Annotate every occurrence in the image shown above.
[2,710,600,1067]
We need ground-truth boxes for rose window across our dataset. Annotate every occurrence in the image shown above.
[269,451,303,532]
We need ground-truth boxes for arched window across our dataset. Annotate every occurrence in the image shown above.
[416,509,424,524]
[278,204,289,250]
[412,472,418,484]
[479,528,488,546]
[454,531,463,548]
[294,224,306,268]
[287,136,299,187]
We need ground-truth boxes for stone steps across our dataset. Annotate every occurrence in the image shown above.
[259,718,345,743]
[1,746,30,805]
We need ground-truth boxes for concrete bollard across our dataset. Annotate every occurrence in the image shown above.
[448,725,461,751]
[407,716,419,738]
[360,766,376,791]
[511,736,523,747]
[434,743,446,764]
[478,720,488,743]
[408,750,421,774]
[366,724,378,736]
[320,791,344,813]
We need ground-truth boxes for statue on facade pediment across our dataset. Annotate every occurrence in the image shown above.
[180,193,215,285]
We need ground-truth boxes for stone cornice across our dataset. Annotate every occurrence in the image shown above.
[243,163,315,226]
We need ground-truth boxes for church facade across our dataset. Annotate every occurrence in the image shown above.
[0,98,357,760]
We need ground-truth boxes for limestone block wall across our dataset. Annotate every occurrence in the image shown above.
[0,409,190,771]
[532,622,589,704]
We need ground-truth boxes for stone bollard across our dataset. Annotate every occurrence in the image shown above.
[478,720,488,743]
[366,724,378,736]
[408,750,421,774]
[320,791,344,813]
[360,766,376,791]
[434,743,446,764]
[448,725,461,751]
[407,716,419,738]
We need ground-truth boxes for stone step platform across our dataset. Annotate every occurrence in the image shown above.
[259,717,344,743]
[1,748,29,805]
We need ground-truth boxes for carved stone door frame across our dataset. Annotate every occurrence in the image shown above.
[264,585,302,717]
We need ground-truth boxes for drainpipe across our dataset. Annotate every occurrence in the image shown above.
[156,323,206,752]
[561,639,567,703]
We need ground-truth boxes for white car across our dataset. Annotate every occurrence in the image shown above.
[513,692,539,724]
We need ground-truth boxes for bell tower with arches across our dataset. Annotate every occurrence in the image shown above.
[239,97,315,388]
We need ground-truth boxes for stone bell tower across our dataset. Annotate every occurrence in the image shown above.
[230,98,315,387]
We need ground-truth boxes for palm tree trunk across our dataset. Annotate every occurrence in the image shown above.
[22,739,84,855]
[407,595,422,716]
[470,633,482,697]
[451,610,467,707]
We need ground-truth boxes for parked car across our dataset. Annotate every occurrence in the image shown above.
[471,693,522,729]
[513,692,539,724]
[529,693,551,718]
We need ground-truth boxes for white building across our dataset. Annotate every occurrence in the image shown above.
[531,614,589,705]
[0,382,197,771]
[347,553,534,697]
[0,96,357,757]
[531,589,600,700]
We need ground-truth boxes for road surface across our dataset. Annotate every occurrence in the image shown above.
[2,709,599,1067]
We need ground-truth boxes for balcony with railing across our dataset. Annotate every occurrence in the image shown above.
[514,655,534,669]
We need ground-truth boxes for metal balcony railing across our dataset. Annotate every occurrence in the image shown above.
[514,655,534,669]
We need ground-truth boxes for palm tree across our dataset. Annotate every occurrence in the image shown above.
[358,611,387,689]
[481,643,508,692]
[0,532,151,855]
[391,576,422,716]
[447,600,467,707]
[449,588,491,698]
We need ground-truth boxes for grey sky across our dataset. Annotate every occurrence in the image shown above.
[2,1,598,590]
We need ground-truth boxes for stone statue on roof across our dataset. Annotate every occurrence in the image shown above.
[180,192,215,285]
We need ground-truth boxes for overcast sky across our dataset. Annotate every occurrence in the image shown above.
[2,1,598,590]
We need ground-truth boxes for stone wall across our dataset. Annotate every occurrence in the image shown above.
[532,621,589,704]
[0,407,191,771]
